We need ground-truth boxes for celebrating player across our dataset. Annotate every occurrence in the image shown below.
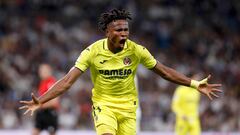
[20,9,222,135]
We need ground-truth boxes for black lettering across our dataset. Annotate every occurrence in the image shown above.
[127,69,132,75]
[99,69,132,79]
[124,69,127,75]
[110,70,118,76]
[119,69,123,75]
[104,70,110,75]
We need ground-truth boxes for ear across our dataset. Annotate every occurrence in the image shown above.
[105,23,111,37]
[105,29,109,37]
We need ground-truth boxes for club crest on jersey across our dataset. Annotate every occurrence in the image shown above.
[123,57,131,65]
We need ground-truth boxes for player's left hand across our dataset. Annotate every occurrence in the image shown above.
[197,75,222,100]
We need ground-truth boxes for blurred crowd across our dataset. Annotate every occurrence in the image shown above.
[0,0,239,132]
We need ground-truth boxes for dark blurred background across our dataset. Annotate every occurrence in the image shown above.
[0,0,239,132]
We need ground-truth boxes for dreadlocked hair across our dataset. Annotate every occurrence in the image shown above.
[98,9,132,32]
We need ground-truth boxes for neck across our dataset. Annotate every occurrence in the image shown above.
[107,39,118,54]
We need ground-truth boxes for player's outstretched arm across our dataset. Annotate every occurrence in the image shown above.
[152,61,222,100]
[19,67,83,115]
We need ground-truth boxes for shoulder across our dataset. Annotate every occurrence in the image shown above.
[91,38,105,47]
[126,39,146,51]
[82,38,105,53]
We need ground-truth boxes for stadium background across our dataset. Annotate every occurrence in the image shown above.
[0,0,239,134]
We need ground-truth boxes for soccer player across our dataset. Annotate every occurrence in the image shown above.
[172,73,202,135]
[19,9,222,135]
[33,64,60,135]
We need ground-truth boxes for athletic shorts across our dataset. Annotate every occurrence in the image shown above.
[35,108,58,133]
[92,105,136,135]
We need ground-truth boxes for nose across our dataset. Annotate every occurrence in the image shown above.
[120,31,128,37]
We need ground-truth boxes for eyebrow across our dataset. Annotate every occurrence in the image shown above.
[110,21,128,26]
[113,23,128,28]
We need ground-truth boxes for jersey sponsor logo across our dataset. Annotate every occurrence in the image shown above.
[99,69,132,79]
[123,57,131,65]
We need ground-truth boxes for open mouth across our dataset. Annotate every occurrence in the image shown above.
[119,39,126,44]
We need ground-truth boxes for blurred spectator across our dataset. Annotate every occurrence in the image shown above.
[33,64,60,135]
[172,73,202,135]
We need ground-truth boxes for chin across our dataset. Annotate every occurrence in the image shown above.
[116,47,123,52]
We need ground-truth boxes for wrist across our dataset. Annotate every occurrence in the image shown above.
[38,102,43,108]
[190,80,200,89]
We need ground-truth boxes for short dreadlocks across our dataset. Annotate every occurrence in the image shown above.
[98,9,132,32]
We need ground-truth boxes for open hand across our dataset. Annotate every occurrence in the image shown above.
[19,93,42,116]
[198,75,222,100]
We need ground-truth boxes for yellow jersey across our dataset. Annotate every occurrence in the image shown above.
[172,86,200,118]
[75,38,157,110]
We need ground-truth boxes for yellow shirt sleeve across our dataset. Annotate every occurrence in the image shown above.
[136,45,157,69]
[75,47,92,72]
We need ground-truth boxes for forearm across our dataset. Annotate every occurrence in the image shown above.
[41,97,59,109]
[152,61,191,87]
[38,77,71,104]
[38,67,82,104]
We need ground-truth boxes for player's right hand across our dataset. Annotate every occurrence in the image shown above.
[19,93,42,116]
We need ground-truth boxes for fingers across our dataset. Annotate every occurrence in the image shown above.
[200,77,209,84]
[23,109,31,115]
[210,92,219,98]
[21,108,35,116]
[19,100,32,104]
[212,88,222,93]
[208,90,221,100]
[207,93,213,100]
[31,110,34,116]
[210,84,222,87]
[207,74,211,80]
[19,93,38,116]
[20,93,39,105]
[31,93,39,104]
[19,105,28,110]
[202,75,211,84]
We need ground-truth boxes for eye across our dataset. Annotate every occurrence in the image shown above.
[116,29,122,32]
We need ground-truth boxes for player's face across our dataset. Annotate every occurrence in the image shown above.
[106,20,129,53]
